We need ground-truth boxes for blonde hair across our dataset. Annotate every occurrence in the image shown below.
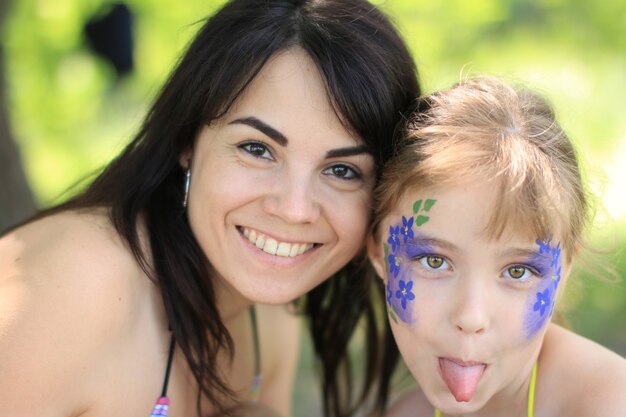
[373,76,589,261]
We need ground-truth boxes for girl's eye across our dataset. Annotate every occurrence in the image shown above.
[322,164,360,180]
[239,142,273,159]
[418,255,449,270]
[504,265,534,281]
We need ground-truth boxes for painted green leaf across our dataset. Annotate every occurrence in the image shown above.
[389,308,398,324]
[412,199,423,214]
[415,214,430,226]
[424,199,436,212]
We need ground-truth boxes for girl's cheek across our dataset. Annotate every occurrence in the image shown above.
[522,237,563,339]
[383,198,438,327]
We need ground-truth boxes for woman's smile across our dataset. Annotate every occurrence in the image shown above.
[238,226,317,257]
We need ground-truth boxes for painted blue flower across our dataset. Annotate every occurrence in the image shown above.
[395,279,415,310]
[536,237,553,254]
[533,288,552,316]
[386,280,393,305]
[401,216,414,243]
[387,254,401,278]
[387,225,401,253]
[552,265,562,289]
[550,242,562,268]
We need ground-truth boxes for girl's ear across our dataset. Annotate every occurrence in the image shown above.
[367,233,386,280]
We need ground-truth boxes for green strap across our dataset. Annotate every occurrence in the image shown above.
[249,305,262,401]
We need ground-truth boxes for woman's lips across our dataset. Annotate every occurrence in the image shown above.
[438,357,487,402]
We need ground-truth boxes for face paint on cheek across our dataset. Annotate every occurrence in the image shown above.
[523,236,563,338]
[383,198,437,325]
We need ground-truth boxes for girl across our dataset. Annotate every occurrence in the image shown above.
[368,76,626,416]
[0,0,420,416]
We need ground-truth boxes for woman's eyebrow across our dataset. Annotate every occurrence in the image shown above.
[228,116,288,146]
[228,116,370,158]
[326,145,371,158]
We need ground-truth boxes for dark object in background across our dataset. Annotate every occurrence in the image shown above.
[84,3,134,77]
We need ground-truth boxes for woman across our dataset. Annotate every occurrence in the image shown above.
[0,0,420,416]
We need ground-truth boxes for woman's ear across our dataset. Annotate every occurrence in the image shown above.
[179,149,192,169]
[366,233,386,280]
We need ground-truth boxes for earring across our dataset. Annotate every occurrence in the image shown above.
[183,167,191,208]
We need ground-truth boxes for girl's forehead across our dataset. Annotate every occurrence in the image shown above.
[381,181,564,247]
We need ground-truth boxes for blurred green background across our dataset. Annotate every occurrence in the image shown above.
[2,0,625,413]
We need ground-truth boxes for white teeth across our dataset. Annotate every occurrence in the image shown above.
[263,238,278,255]
[276,242,291,257]
[240,227,314,257]
[298,244,313,255]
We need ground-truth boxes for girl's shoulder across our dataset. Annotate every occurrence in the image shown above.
[540,324,626,417]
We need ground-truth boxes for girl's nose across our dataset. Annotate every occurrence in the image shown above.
[450,278,491,336]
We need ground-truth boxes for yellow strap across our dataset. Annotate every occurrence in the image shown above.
[433,361,537,417]
[528,361,537,417]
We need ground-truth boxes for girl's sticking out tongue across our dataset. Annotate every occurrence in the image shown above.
[439,358,486,402]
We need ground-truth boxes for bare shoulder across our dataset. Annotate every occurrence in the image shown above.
[385,386,433,417]
[0,209,150,415]
[540,324,626,417]
[2,209,138,273]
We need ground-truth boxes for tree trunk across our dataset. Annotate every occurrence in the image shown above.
[0,0,37,233]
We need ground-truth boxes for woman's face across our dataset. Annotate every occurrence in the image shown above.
[368,180,567,414]
[184,49,376,306]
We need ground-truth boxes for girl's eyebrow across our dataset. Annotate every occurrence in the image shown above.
[229,116,372,158]
[229,116,287,146]
[407,234,459,253]
[499,248,544,258]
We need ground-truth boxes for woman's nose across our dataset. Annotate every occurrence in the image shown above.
[262,175,321,224]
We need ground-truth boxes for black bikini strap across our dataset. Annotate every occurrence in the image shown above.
[159,309,257,400]
[161,334,176,398]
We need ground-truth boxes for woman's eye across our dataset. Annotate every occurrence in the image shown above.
[418,255,449,270]
[239,142,272,159]
[322,164,360,180]
[504,265,534,281]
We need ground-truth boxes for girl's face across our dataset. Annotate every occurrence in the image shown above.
[184,49,375,308]
[368,181,567,414]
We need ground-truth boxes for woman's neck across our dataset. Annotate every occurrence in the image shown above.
[214,274,254,322]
